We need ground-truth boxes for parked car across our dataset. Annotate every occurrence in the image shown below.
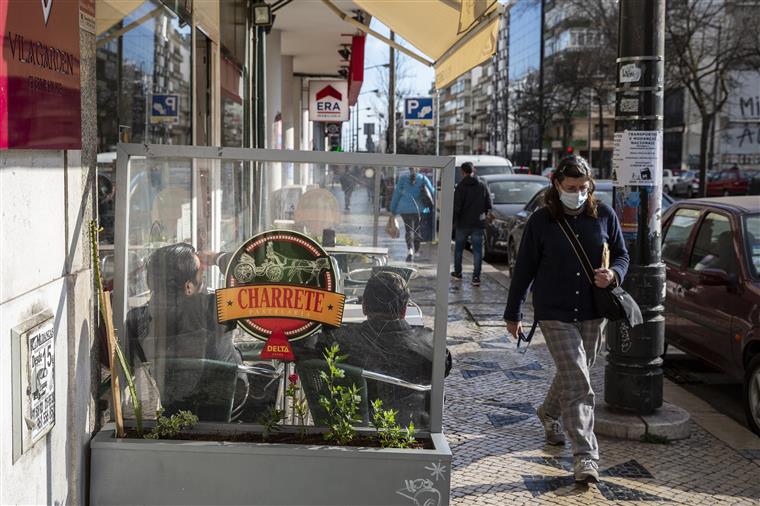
[661,196,760,434]
[454,155,512,185]
[663,169,679,195]
[707,167,760,197]
[672,170,700,197]
[480,174,550,261]
[501,181,674,273]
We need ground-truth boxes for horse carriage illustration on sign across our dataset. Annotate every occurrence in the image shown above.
[233,242,332,286]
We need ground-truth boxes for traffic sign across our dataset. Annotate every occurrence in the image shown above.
[404,97,434,126]
[151,94,179,124]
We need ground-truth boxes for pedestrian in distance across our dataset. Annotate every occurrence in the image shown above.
[390,167,436,262]
[339,168,359,211]
[503,155,629,484]
[451,162,492,286]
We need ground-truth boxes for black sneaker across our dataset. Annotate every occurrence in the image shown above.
[450,271,462,280]
[406,254,413,262]
[472,277,481,286]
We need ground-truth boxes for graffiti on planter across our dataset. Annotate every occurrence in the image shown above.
[425,461,447,482]
[396,479,441,506]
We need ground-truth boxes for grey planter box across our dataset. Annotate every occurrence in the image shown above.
[90,425,452,505]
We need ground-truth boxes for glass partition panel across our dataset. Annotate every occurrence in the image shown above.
[116,147,452,433]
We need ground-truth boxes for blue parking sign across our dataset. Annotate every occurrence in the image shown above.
[151,94,179,124]
[404,97,434,126]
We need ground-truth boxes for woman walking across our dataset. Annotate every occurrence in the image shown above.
[503,155,629,483]
[390,167,435,262]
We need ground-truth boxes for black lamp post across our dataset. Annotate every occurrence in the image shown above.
[605,0,666,414]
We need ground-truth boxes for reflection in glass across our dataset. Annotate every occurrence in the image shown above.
[96,0,192,152]
[119,159,448,429]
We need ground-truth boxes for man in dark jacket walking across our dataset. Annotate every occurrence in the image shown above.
[451,162,492,286]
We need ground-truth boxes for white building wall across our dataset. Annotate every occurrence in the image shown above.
[0,150,94,505]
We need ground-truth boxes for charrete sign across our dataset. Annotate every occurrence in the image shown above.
[0,0,82,149]
[216,230,346,361]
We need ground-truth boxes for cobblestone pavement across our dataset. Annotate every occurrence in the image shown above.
[327,184,759,505]
[440,267,760,506]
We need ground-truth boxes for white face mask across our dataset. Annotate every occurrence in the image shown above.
[559,188,588,210]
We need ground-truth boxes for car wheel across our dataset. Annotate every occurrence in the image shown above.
[664,185,670,195]
[723,189,730,197]
[507,239,518,277]
[744,354,760,436]
[687,187,694,198]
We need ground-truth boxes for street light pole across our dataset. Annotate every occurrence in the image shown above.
[388,31,396,154]
[605,0,666,414]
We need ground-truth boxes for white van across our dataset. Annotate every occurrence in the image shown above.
[454,155,513,184]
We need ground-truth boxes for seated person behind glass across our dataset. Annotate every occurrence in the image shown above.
[315,271,451,428]
[126,243,240,367]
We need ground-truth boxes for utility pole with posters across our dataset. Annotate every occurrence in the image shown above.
[605,0,666,414]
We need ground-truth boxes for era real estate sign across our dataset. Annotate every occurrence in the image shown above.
[308,80,349,122]
[0,0,82,149]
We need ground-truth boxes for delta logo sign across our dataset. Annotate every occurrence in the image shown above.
[216,230,345,361]
[309,79,349,122]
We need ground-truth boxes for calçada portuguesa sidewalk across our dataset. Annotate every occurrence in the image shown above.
[435,253,760,505]
[332,184,759,505]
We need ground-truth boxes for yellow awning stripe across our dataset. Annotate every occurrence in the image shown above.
[351,0,501,89]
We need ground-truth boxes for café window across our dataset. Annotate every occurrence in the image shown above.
[96,0,193,153]
[113,146,452,433]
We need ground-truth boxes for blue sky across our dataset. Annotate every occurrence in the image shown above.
[345,19,435,151]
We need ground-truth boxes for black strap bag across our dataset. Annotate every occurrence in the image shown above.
[557,218,643,327]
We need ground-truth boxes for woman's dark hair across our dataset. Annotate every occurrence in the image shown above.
[363,271,410,320]
[146,243,198,298]
[545,155,598,221]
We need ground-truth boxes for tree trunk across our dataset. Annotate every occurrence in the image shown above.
[698,114,712,197]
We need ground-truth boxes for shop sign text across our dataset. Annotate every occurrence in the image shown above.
[0,0,82,149]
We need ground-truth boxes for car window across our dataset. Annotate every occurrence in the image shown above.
[476,166,513,176]
[721,171,737,180]
[688,213,737,276]
[662,208,701,266]
[596,189,612,207]
[525,188,547,212]
[488,181,547,204]
[744,214,760,279]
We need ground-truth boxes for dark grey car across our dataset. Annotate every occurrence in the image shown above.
[479,174,549,261]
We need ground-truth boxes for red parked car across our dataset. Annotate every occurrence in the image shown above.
[707,167,759,196]
[662,197,760,434]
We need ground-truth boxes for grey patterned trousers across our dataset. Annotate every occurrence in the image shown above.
[539,318,606,460]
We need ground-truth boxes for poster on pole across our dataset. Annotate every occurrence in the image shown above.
[612,130,662,187]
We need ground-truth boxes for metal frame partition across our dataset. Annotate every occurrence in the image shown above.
[113,143,455,434]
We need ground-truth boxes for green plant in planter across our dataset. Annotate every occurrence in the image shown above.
[370,399,416,449]
[258,406,286,442]
[144,409,198,440]
[319,344,362,445]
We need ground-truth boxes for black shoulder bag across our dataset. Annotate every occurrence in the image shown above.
[418,177,434,210]
[557,218,643,327]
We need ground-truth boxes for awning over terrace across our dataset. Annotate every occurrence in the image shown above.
[324,0,501,88]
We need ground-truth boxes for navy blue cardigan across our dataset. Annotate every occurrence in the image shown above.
[504,203,629,323]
